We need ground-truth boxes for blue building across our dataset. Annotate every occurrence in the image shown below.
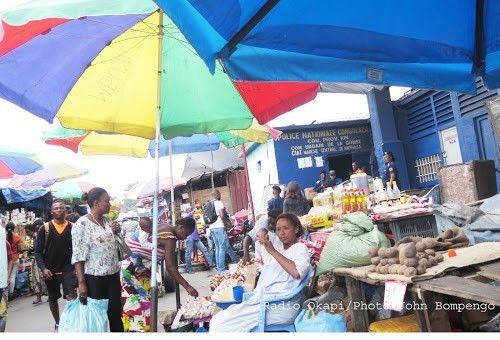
[368,79,499,192]
[246,80,499,210]
[246,119,374,211]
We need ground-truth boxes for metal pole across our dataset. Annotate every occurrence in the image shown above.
[169,141,176,227]
[150,9,164,333]
[169,140,181,311]
[242,144,256,224]
[211,150,215,190]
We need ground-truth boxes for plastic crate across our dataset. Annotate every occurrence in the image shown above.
[388,215,438,242]
[377,222,392,235]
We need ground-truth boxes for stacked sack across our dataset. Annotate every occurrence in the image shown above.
[317,212,390,275]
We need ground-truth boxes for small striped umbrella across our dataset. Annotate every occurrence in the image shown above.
[0,147,43,179]
[53,181,96,200]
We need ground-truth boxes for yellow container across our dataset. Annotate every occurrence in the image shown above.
[369,314,420,333]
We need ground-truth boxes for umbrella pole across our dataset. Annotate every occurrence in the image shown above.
[169,140,181,310]
[150,9,164,333]
[211,150,215,190]
[242,144,256,224]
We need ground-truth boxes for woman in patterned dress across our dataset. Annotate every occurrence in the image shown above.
[72,187,123,332]
[27,220,47,305]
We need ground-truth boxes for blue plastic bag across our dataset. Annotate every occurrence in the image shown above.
[294,309,347,332]
[15,272,29,293]
[59,297,109,332]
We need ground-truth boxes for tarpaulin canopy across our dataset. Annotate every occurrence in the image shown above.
[0,187,49,204]
[158,0,500,93]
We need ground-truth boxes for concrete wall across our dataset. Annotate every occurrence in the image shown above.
[246,140,279,216]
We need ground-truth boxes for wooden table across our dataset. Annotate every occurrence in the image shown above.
[411,260,500,332]
[333,270,385,332]
[335,259,500,332]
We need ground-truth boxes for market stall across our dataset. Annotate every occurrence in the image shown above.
[166,260,259,332]
[328,239,500,332]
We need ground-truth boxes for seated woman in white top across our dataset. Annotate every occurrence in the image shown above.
[209,213,312,332]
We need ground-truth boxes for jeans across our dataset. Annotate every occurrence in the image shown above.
[225,238,237,262]
[184,239,214,272]
[210,228,228,272]
[207,234,215,256]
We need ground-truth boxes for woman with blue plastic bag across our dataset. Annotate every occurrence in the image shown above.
[209,213,312,332]
[71,187,123,332]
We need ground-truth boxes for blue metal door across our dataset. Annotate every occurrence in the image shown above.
[476,114,500,191]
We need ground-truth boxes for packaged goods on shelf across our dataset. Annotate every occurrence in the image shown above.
[303,206,336,229]
[341,189,368,215]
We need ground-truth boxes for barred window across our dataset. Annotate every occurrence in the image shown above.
[415,154,441,183]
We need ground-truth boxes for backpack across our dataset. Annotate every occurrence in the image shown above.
[202,201,218,225]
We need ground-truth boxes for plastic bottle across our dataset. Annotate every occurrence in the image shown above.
[342,190,350,214]
[386,182,394,200]
[195,322,208,332]
[349,190,358,212]
[392,181,401,199]
[356,190,366,212]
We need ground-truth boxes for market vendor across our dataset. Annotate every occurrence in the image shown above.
[313,170,327,193]
[352,161,365,174]
[157,217,199,297]
[324,170,343,189]
[242,209,282,264]
[209,213,312,332]
[382,151,399,185]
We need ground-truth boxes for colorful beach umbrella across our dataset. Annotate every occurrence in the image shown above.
[42,121,280,157]
[0,147,43,179]
[0,3,313,328]
[53,181,96,200]
[21,162,88,188]
[159,0,500,94]
[0,6,318,138]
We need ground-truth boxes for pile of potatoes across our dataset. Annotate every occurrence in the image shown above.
[367,237,444,277]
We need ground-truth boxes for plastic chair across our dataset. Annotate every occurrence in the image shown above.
[244,267,312,332]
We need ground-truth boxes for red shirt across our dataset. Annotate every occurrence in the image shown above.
[9,233,21,261]
[6,241,12,259]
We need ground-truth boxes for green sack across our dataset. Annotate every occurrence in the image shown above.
[317,213,389,275]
